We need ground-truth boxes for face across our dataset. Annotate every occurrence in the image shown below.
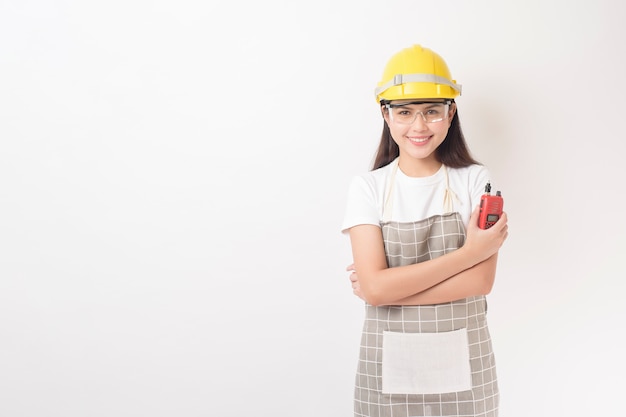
[382,99,456,167]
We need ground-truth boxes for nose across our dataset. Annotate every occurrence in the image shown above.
[410,112,428,129]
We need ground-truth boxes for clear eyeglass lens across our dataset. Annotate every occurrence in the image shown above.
[388,103,449,124]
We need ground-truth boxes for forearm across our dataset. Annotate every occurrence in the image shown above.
[349,212,507,307]
[356,244,481,306]
[386,253,498,306]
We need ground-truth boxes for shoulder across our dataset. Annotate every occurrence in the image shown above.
[341,161,398,233]
[447,164,491,187]
[447,163,489,177]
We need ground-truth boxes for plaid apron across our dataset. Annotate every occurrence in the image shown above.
[354,163,499,417]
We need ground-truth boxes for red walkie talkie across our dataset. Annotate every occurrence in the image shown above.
[478,182,503,229]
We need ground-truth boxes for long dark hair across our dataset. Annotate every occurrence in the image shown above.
[371,106,480,170]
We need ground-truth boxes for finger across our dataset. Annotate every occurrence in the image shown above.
[496,212,508,227]
[467,205,480,228]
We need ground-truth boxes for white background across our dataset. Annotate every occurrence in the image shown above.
[1,1,625,416]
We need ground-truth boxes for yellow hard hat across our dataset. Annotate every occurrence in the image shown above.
[374,45,461,103]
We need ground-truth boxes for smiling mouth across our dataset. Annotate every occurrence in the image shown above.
[408,137,430,143]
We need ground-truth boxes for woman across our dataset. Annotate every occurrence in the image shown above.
[341,45,509,417]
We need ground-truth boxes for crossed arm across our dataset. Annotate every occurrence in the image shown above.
[346,207,508,306]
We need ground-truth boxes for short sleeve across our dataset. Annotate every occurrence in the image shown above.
[341,175,381,234]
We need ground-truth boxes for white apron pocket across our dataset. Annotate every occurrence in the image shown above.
[382,328,472,395]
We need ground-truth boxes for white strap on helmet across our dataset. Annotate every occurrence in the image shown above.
[375,73,462,98]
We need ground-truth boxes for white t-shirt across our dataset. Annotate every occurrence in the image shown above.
[341,158,492,234]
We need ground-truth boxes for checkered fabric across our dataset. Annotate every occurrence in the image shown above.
[354,213,499,417]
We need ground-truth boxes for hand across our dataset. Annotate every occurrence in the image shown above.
[346,263,365,301]
[464,206,509,262]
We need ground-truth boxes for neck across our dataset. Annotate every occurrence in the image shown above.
[397,156,442,177]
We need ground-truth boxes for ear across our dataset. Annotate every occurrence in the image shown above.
[381,105,391,124]
[448,102,457,125]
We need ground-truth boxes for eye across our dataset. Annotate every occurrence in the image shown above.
[426,109,442,116]
[390,107,414,117]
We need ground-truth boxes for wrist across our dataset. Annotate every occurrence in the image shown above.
[457,244,482,270]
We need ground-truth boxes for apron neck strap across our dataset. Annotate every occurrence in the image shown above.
[382,160,458,222]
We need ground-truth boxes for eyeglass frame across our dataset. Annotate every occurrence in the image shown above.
[383,100,453,124]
